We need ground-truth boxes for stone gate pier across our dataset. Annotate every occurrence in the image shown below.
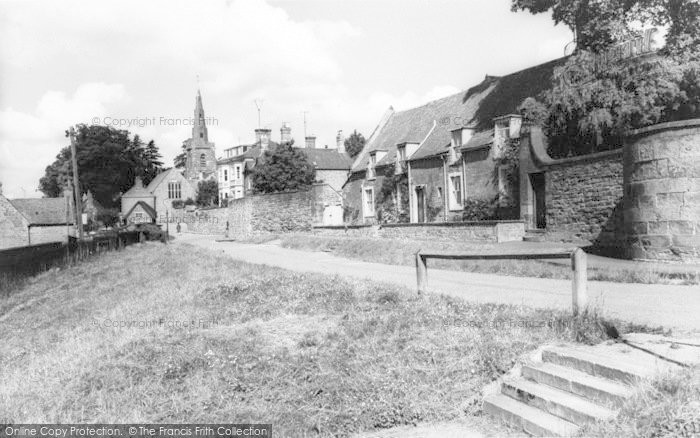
[624,119,700,262]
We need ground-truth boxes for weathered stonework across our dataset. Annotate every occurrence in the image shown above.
[377,220,523,243]
[182,190,315,238]
[624,120,700,262]
[544,150,624,248]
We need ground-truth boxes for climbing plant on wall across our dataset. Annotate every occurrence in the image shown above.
[376,169,409,223]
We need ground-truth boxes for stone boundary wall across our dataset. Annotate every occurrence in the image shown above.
[544,149,624,249]
[624,120,700,262]
[312,220,525,243]
[181,190,315,238]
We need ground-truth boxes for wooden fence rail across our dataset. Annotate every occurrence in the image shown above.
[415,248,588,315]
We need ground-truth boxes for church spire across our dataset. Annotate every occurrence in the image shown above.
[192,88,208,143]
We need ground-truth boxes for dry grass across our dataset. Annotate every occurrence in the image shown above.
[581,367,700,437]
[0,242,664,437]
[278,234,700,285]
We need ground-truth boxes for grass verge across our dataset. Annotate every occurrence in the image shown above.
[0,242,666,436]
[581,367,700,437]
[277,234,700,285]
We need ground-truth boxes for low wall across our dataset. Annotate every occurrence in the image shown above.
[313,220,525,243]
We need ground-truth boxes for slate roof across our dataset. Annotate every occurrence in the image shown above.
[352,57,566,168]
[124,200,157,220]
[9,197,73,225]
[300,148,352,170]
[146,168,195,192]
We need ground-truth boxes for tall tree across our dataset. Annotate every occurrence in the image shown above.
[251,141,316,194]
[512,0,700,157]
[196,179,219,207]
[174,143,187,169]
[344,130,366,158]
[38,124,163,208]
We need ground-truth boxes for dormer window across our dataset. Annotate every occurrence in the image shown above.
[493,115,522,159]
[368,153,377,179]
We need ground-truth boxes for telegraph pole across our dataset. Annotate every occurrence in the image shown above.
[302,111,309,139]
[254,99,263,128]
[69,127,84,240]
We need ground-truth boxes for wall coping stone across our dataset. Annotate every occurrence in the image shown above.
[313,225,373,230]
[627,118,700,138]
[380,220,523,229]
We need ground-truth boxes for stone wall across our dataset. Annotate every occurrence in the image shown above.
[29,225,70,245]
[0,195,29,250]
[379,221,524,243]
[624,120,700,262]
[182,190,315,238]
[310,220,525,243]
[545,150,624,248]
[410,157,447,222]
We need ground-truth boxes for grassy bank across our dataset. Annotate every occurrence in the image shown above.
[276,234,700,285]
[581,368,700,437]
[0,242,662,436]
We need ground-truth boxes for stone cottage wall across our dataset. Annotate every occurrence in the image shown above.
[0,196,29,250]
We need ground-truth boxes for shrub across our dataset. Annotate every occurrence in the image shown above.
[171,200,184,209]
[462,197,499,221]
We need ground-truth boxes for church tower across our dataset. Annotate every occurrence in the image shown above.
[184,89,216,181]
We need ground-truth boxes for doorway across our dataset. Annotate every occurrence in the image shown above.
[415,186,426,223]
[530,173,546,229]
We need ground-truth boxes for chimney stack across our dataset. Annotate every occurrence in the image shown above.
[305,136,316,149]
[336,130,345,153]
[255,128,272,149]
[134,176,144,188]
[280,123,292,144]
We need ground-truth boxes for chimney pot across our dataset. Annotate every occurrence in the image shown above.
[305,136,316,149]
[280,123,292,144]
[336,130,345,153]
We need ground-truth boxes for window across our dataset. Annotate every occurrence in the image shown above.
[368,153,377,179]
[200,154,206,167]
[224,169,228,181]
[451,130,463,148]
[200,133,203,138]
[494,121,510,158]
[168,182,182,199]
[236,166,241,180]
[363,187,375,217]
[448,174,463,210]
[398,146,406,161]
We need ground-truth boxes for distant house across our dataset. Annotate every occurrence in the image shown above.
[216,125,351,203]
[120,168,196,224]
[0,183,75,250]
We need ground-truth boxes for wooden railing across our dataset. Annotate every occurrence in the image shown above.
[415,248,588,315]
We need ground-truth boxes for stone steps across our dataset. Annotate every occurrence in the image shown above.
[483,344,650,437]
[483,393,580,437]
[521,362,634,406]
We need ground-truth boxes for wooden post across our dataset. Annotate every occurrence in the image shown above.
[416,251,427,294]
[571,248,588,316]
[69,127,84,240]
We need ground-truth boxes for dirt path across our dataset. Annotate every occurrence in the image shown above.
[176,234,700,335]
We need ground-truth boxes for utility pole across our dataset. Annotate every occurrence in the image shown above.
[69,127,84,240]
[302,111,309,139]
[254,99,263,128]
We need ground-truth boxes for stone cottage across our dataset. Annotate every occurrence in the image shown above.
[0,183,76,250]
[343,58,564,225]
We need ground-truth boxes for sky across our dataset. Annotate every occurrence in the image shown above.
[0,0,572,199]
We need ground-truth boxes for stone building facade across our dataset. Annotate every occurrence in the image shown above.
[183,90,217,182]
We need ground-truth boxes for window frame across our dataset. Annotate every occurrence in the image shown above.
[363,187,375,217]
[448,173,463,211]
[167,181,182,200]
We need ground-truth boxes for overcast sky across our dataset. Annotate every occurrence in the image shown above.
[0,0,572,199]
